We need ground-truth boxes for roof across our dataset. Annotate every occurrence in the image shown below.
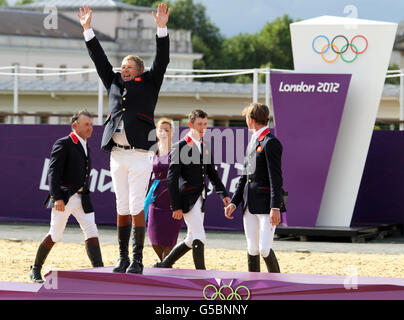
[12,0,151,11]
[0,79,398,98]
[0,79,266,95]
[0,8,113,40]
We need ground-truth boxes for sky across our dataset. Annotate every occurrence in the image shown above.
[197,0,404,38]
[5,0,404,38]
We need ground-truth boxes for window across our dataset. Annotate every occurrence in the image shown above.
[59,65,66,81]
[229,120,247,127]
[36,64,44,80]
[82,65,89,82]
[39,115,49,124]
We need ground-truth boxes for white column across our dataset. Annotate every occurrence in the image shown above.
[253,69,259,103]
[400,69,404,131]
[13,64,19,124]
[98,77,104,126]
[265,67,271,107]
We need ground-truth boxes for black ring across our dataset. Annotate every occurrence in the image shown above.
[331,35,349,54]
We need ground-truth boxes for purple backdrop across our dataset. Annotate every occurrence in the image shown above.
[0,124,248,230]
[1,122,404,230]
[271,73,351,227]
[352,130,404,225]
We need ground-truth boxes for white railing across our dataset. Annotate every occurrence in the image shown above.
[1,65,402,127]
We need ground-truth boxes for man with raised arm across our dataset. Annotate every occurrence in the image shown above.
[77,3,170,274]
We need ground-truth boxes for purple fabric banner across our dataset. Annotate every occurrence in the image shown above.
[3,267,404,300]
[1,123,404,230]
[271,73,351,227]
[0,124,247,230]
[352,130,404,225]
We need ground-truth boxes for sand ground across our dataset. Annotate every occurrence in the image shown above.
[3,239,404,283]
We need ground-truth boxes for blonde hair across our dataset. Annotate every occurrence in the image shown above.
[157,118,175,133]
[122,55,144,74]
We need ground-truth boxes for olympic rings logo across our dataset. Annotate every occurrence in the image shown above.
[203,284,251,300]
[312,35,368,63]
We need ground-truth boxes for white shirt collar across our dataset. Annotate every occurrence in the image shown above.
[252,126,268,141]
[187,132,202,152]
[73,130,88,155]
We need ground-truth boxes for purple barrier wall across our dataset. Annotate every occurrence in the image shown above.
[1,125,403,230]
[271,73,351,227]
[352,130,404,225]
[0,124,248,230]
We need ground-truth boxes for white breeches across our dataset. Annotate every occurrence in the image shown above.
[110,148,154,216]
[47,193,99,243]
[183,196,206,248]
[243,207,276,258]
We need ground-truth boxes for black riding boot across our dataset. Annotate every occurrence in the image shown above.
[153,242,191,268]
[85,237,104,268]
[126,226,145,274]
[192,239,206,270]
[112,223,131,273]
[247,253,261,272]
[263,249,281,273]
[29,235,55,283]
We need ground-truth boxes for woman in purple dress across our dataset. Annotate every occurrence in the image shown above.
[147,118,183,261]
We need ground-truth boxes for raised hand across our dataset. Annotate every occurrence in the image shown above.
[77,5,93,30]
[152,2,171,28]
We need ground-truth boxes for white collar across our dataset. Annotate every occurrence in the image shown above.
[188,132,201,146]
[73,130,87,145]
[252,126,268,141]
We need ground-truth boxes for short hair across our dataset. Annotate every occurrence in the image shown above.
[71,109,92,128]
[122,55,145,74]
[188,109,208,123]
[242,103,270,125]
[156,117,175,132]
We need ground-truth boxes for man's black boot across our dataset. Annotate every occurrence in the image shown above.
[112,223,131,273]
[192,239,206,270]
[247,253,261,272]
[263,249,281,273]
[85,237,104,268]
[29,235,54,283]
[126,226,145,274]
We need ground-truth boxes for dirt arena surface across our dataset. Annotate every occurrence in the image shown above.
[2,239,404,283]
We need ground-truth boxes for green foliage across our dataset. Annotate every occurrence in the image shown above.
[0,0,7,6]
[122,0,159,7]
[385,63,401,85]
[15,0,34,4]
[220,15,294,83]
[167,0,224,72]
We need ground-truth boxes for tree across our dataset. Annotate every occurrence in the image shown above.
[166,0,224,72]
[122,0,158,6]
[15,0,34,4]
[258,15,294,70]
[386,63,400,85]
[0,0,7,6]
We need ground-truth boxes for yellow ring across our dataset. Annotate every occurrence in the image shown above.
[321,43,339,63]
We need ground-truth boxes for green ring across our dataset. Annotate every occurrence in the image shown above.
[235,285,251,300]
[203,284,217,300]
[340,43,359,63]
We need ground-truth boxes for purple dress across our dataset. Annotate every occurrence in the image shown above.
[147,153,183,246]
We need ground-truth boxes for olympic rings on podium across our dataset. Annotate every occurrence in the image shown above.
[203,284,251,300]
[312,35,368,63]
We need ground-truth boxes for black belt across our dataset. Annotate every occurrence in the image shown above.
[112,142,136,150]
